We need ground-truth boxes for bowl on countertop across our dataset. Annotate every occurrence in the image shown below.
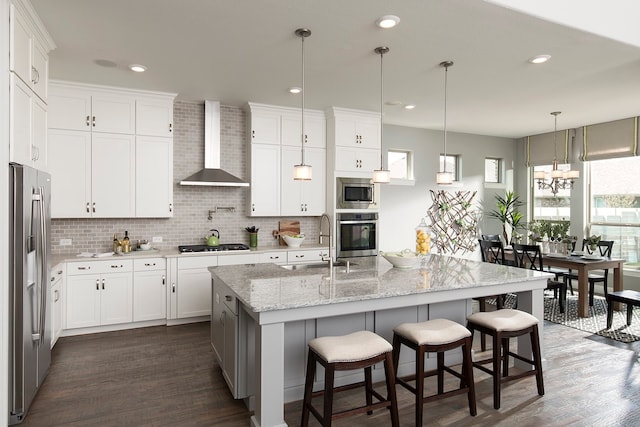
[139,243,152,251]
[282,234,305,248]
[380,249,420,269]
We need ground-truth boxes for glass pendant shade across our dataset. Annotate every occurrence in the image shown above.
[436,171,453,185]
[293,164,312,180]
[373,169,390,183]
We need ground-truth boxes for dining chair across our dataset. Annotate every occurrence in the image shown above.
[564,240,614,306]
[512,243,567,313]
[481,234,501,242]
[546,237,577,293]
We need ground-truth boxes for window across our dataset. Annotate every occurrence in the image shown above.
[484,158,502,183]
[589,157,640,268]
[388,150,413,180]
[531,164,571,221]
[439,154,459,181]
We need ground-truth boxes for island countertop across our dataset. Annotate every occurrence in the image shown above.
[208,254,551,314]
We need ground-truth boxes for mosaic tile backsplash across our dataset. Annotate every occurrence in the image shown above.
[51,101,320,255]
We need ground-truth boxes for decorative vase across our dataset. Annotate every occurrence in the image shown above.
[249,232,258,248]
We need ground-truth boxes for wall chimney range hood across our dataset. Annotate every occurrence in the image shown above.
[179,100,249,187]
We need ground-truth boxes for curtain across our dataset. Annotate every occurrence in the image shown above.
[581,117,638,161]
[526,130,569,167]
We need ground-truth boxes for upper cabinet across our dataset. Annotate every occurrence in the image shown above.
[327,107,380,177]
[48,81,176,218]
[246,103,326,217]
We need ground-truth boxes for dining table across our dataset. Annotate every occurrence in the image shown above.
[537,253,625,318]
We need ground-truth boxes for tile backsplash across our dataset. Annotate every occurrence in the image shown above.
[51,101,320,255]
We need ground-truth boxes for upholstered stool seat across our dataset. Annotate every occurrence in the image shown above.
[466,309,544,409]
[301,330,399,427]
[392,319,476,426]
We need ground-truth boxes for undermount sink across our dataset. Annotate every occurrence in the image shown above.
[280,261,355,271]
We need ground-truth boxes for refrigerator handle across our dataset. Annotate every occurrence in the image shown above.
[38,185,47,344]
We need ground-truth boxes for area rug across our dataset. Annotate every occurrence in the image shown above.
[544,292,640,343]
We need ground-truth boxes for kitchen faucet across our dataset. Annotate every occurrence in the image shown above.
[319,213,333,269]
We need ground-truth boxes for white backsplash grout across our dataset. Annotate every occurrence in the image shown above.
[51,101,321,255]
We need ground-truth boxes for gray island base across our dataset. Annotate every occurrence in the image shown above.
[209,254,550,427]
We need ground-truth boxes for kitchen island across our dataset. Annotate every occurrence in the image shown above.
[209,255,550,427]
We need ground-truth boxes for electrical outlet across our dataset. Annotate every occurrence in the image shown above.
[60,238,72,246]
[152,236,163,243]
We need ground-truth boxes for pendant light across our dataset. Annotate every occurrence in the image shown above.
[293,28,312,180]
[373,46,390,184]
[436,60,454,185]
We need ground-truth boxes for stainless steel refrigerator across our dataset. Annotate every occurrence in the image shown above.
[9,163,51,425]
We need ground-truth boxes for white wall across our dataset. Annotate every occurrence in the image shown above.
[379,124,518,260]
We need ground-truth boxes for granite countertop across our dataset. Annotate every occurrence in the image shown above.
[209,254,551,313]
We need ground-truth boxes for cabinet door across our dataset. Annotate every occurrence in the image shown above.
[32,94,47,170]
[305,115,326,148]
[91,94,136,134]
[250,110,280,145]
[66,274,101,329]
[100,273,133,325]
[48,129,92,218]
[136,99,173,137]
[334,115,379,149]
[301,148,326,215]
[211,280,225,363]
[133,270,166,322]
[92,133,135,217]
[136,136,173,217]
[176,269,212,318]
[250,144,280,216]
[223,309,238,394]
[280,146,303,215]
[10,75,32,166]
[31,38,48,101]
[48,88,92,131]
[51,280,62,348]
[334,117,358,147]
[356,117,380,149]
[281,113,301,147]
[334,147,380,173]
[9,4,31,84]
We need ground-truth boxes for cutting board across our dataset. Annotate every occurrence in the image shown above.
[278,220,300,246]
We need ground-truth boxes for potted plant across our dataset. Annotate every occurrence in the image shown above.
[486,191,524,244]
[587,234,601,252]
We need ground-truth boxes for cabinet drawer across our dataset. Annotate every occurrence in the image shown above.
[177,255,218,270]
[133,257,166,271]
[50,263,65,286]
[217,253,261,266]
[287,249,330,264]
[260,251,287,264]
[67,259,133,275]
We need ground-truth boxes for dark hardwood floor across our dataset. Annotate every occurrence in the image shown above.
[22,320,640,426]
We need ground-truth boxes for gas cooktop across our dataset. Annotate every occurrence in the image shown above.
[178,243,250,253]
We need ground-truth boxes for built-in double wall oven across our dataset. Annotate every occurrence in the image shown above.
[336,212,378,258]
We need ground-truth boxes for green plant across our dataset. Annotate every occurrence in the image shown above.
[587,234,601,248]
[486,191,524,243]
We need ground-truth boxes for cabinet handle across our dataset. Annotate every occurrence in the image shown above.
[31,66,39,84]
[54,289,59,302]
[169,123,172,133]
[110,264,123,269]
[144,262,156,267]
[86,115,91,127]
[295,254,305,258]
[162,275,166,285]
[92,202,96,213]
[225,295,233,302]
[96,279,100,290]
[221,311,226,326]
[269,256,280,260]
[251,130,255,139]
[304,204,308,212]
[86,202,90,213]
[172,283,176,293]
[169,203,173,213]
[92,116,96,127]
[78,266,91,270]
[304,134,308,143]
[57,270,63,275]
[102,278,105,290]
[300,204,304,212]
[252,203,255,212]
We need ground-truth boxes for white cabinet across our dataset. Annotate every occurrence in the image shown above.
[65,260,133,329]
[10,74,47,169]
[327,107,381,176]
[133,258,166,322]
[333,110,380,149]
[217,253,261,265]
[175,256,218,319]
[287,248,330,264]
[50,264,64,348]
[281,146,326,216]
[9,2,51,102]
[48,81,175,218]
[259,251,287,265]
[334,146,380,173]
[247,102,326,217]
[135,136,173,217]
[249,144,280,216]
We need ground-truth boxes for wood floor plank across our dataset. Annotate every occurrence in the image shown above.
[20,320,640,426]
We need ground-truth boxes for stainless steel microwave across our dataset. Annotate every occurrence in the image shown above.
[336,177,379,210]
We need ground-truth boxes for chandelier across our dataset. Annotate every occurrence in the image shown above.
[534,111,579,195]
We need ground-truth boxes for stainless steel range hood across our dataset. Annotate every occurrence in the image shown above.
[179,100,249,187]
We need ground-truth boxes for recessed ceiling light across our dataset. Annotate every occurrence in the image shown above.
[528,55,551,64]
[129,64,147,72]
[289,87,302,94]
[376,15,400,29]
[404,104,416,110]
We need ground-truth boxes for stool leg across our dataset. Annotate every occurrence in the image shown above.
[502,337,509,377]
[415,345,425,427]
[383,352,400,427]
[437,351,444,394]
[492,332,502,410]
[531,325,545,396]
[323,363,335,427]
[462,336,477,416]
[606,298,614,329]
[301,350,316,427]
[627,303,633,326]
[478,300,487,352]
[365,366,373,415]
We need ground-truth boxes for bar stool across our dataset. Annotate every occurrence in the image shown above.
[466,309,544,409]
[301,330,399,427]
[392,318,476,426]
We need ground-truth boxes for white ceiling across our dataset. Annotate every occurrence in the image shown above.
[30,0,640,138]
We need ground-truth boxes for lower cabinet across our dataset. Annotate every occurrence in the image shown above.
[50,265,64,348]
[175,256,218,319]
[65,260,133,329]
[133,258,167,321]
